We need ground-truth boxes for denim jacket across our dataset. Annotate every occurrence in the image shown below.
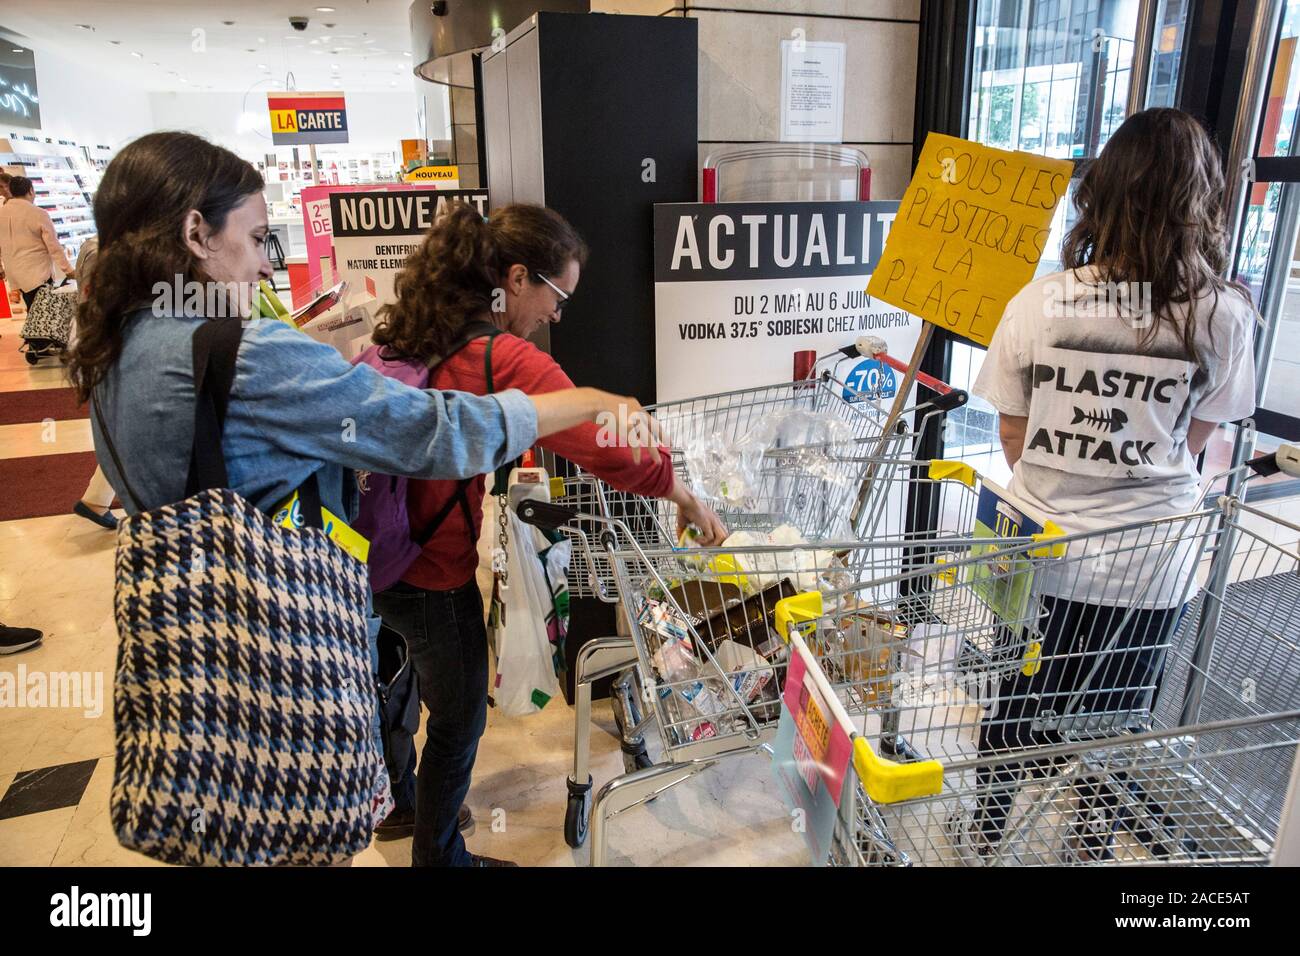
[90,310,538,521]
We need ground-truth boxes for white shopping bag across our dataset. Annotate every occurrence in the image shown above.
[492,509,563,717]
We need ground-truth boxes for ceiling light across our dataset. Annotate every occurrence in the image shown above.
[109,40,121,45]
[402,51,412,57]
[258,37,266,43]
[75,23,93,30]
[316,6,336,11]
[131,51,143,58]
[12,48,24,53]
[222,20,235,26]
[258,63,270,70]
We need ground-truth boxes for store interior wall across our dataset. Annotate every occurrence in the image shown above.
[590,0,920,199]
[0,29,153,148]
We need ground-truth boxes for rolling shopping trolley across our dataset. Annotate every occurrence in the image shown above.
[533,371,965,850]
[521,451,1062,863]
[782,448,1300,866]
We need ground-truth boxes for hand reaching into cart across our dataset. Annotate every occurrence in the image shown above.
[669,481,728,546]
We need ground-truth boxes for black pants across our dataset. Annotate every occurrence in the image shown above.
[974,596,1183,847]
[21,281,50,310]
[372,579,488,867]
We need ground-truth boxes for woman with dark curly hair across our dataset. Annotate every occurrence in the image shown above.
[358,201,726,867]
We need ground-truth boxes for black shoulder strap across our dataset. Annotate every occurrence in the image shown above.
[185,317,244,496]
[411,319,504,549]
[429,318,502,374]
[90,392,141,514]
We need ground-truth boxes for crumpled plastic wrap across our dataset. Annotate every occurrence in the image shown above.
[683,408,860,509]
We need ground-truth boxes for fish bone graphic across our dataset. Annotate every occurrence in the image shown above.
[1071,406,1128,433]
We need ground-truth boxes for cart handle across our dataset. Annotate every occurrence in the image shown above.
[1245,444,1300,479]
[515,498,580,531]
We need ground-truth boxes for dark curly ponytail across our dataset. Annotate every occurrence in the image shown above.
[371,202,588,365]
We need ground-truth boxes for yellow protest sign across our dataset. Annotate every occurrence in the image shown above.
[867,133,1072,347]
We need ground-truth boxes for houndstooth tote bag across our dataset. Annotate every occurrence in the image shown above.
[93,317,387,866]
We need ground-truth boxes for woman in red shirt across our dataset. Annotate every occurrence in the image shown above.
[363,202,725,866]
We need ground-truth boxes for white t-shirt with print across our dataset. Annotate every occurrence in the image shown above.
[973,266,1257,608]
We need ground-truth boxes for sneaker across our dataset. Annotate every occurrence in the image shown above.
[0,623,43,655]
[945,807,996,866]
[468,854,518,867]
[458,803,475,835]
[374,807,415,840]
[73,501,118,530]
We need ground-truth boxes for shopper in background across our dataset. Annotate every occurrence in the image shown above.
[359,201,726,867]
[955,107,1258,863]
[0,171,12,202]
[66,132,664,856]
[68,236,118,530]
[0,176,74,310]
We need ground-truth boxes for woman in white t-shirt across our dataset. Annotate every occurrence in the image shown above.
[952,108,1258,863]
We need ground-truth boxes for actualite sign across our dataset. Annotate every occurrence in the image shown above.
[653,201,923,402]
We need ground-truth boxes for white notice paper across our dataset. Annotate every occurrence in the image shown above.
[780,40,846,143]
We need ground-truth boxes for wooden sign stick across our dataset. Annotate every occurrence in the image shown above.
[848,323,934,533]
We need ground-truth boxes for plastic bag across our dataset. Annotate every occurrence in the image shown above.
[714,523,839,594]
[683,408,860,510]
[492,509,564,716]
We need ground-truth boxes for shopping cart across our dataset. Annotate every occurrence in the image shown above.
[521,454,1056,862]
[534,372,966,850]
[793,449,1300,866]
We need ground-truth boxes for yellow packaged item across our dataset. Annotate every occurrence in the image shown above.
[272,490,370,564]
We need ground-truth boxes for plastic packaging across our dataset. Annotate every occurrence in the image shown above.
[683,408,861,510]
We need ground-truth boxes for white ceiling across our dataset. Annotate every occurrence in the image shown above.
[1,0,419,93]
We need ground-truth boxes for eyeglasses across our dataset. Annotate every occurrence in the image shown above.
[532,271,572,313]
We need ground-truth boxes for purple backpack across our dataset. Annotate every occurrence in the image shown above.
[351,320,501,592]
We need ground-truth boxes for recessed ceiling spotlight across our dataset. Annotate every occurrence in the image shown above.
[131,51,143,58]
[316,6,336,12]
[258,63,270,70]
[324,23,337,29]
[109,40,121,45]
[257,37,266,43]
[222,20,235,26]
[402,51,412,57]
[75,23,94,30]
[246,48,257,53]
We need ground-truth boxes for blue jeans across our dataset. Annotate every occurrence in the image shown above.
[373,578,488,867]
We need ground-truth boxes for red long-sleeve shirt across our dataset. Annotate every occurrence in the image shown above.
[402,333,675,590]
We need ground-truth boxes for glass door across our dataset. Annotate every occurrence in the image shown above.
[945,0,1192,480]
[1230,0,1300,498]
